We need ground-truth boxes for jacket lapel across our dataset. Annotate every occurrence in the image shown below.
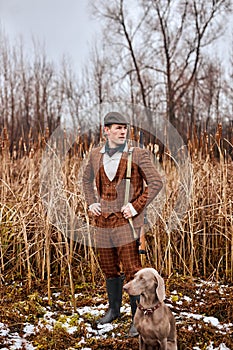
[115,152,128,185]
[93,147,128,187]
[93,149,103,193]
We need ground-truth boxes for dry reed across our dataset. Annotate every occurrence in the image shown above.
[0,125,232,305]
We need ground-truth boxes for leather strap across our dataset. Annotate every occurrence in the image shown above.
[124,148,137,239]
[137,302,161,316]
[124,148,133,205]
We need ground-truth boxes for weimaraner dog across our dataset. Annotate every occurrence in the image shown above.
[124,268,177,350]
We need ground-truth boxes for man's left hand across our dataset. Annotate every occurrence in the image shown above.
[121,203,137,219]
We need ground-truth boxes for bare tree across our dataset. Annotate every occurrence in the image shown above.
[91,0,154,125]
[91,0,232,129]
[0,31,63,147]
[142,0,232,125]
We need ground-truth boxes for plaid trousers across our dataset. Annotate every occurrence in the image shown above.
[95,220,142,281]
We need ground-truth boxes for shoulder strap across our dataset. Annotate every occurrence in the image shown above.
[124,148,137,239]
[124,147,133,205]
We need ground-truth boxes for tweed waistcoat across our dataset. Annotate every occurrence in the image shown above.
[98,156,127,220]
[83,146,163,229]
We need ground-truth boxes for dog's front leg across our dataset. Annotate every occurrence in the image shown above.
[167,340,177,350]
[160,338,167,350]
[139,337,160,350]
[139,335,143,350]
[139,336,148,350]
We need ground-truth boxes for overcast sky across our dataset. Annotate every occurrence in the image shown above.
[0,0,100,73]
[0,0,232,76]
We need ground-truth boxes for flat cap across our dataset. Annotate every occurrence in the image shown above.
[104,111,129,126]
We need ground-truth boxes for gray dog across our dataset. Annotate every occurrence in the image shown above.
[124,268,177,350]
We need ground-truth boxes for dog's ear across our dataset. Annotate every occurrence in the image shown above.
[154,271,166,302]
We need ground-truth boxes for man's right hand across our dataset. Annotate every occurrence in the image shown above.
[89,203,102,216]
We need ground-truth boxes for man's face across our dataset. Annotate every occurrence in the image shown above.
[104,124,128,148]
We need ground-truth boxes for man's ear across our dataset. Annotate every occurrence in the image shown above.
[104,125,111,132]
[103,126,109,136]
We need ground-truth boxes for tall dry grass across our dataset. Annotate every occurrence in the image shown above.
[0,125,232,305]
[149,155,233,281]
[147,126,233,281]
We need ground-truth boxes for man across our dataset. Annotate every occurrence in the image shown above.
[82,111,163,336]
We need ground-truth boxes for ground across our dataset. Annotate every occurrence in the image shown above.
[0,275,232,350]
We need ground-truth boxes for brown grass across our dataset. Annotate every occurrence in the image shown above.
[0,124,232,303]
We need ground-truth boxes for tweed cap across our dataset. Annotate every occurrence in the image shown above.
[104,112,129,126]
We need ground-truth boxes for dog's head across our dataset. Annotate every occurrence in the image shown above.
[123,268,166,302]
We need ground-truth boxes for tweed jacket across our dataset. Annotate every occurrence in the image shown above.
[82,145,163,228]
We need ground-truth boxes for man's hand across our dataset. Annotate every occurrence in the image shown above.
[121,203,137,219]
[89,203,101,216]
